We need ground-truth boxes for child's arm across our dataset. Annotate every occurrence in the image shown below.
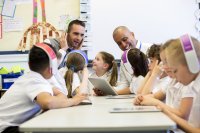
[139,60,163,95]
[116,87,131,95]
[35,88,86,110]
[78,67,89,94]
[163,108,200,133]
[135,96,193,120]
[153,90,166,101]
[136,72,151,94]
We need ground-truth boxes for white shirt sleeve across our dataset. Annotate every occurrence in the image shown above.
[58,49,67,66]
[115,63,131,90]
[27,77,53,102]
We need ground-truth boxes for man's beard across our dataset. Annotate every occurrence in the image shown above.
[67,36,83,49]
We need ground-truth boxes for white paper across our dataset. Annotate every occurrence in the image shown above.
[58,14,75,31]
[3,17,23,32]
[14,0,32,5]
[1,0,16,17]
[80,0,90,4]
[80,4,90,13]
[80,13,91,21]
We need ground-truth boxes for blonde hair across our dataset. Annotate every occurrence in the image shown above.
[64,53,85,98]
[165,36,200,68]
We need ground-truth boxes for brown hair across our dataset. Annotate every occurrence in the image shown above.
[128,48,149,77]
[147,44,161,62]
[99,51,118,86]
[64,53,86,98]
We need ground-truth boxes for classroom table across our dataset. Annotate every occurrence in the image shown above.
[19,96,176,133]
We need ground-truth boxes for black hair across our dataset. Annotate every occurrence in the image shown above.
[29,43,57,73]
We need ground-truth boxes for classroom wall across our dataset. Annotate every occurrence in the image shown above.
[0,0,198,69]
[0,0,79,51]
[0,0,80,71]
[88,0,198,60]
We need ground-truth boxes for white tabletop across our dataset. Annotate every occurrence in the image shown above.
[20,96,176,133]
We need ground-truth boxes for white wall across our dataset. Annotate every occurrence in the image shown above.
[88,0,197,59]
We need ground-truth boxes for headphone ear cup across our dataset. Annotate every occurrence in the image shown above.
[121,49,133,74]
[180,34,199,74]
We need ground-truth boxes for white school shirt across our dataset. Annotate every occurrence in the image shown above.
[47,71,68,95]
[116,41,151,90]
[188,72,200,128]
[0,71,53,132]
[152,76,171,94]
[129,75,144,94]
[161,79,194,109]
[59,67,82,96]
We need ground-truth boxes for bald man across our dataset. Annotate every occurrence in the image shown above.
[113,26,151,94]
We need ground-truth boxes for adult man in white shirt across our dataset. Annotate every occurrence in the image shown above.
[112,26,151,93]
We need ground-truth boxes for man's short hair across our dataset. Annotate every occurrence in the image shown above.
[67,19,85,33]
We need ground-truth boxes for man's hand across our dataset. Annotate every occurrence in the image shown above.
[59,31,69,51]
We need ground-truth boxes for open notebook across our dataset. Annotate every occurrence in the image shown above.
[109,106,161,113]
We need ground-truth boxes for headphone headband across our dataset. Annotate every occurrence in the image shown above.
[68,50,88,65]
[35,43,58,75]
[180,34,199,74]
[121,49,133,74]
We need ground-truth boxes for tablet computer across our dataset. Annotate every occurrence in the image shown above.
[109,106,161,113]
[88,77,118,96]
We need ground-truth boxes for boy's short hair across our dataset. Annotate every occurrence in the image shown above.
[67,19,85,33]
[29,43,57,73]
[147,44,161,62]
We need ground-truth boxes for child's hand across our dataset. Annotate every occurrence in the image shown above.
[52,87,62,96]
[93,88,104,96]
[139,96,159,106]
[151,60,163,77]
[72,93,87,105]
[133,95,144,105]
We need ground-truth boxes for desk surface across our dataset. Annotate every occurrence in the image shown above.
[20,96,176,133]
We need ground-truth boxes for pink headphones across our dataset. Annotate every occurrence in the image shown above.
[35,43,58,75]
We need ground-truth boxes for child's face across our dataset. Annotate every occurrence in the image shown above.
[148,57,157,72]
[160,51,175,78]
[170,64,194,85]
[92,53,107,71]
